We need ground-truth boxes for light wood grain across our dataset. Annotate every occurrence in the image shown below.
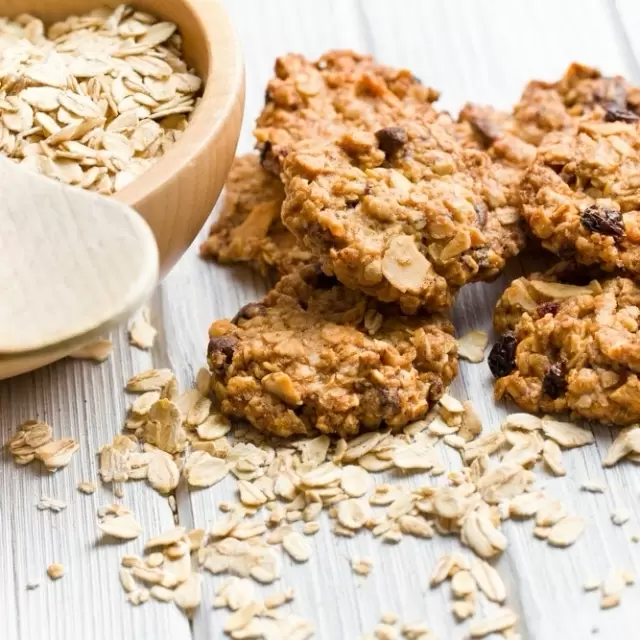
[0,156,158,379]
[5,1,640,639]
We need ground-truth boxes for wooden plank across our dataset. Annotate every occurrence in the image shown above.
[0,331,190,640]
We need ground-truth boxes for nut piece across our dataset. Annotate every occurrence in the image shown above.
[381,235,432,293]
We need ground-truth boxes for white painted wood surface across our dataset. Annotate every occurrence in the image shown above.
[3,1,640,638]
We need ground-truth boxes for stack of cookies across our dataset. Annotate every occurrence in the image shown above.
[202,50,640,436]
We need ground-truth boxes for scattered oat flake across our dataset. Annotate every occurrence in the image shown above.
[540,416,594,448]
[99,513,143,540]
[340,465,370,497]
[457,329,488,362]
[184,451,229,488]
[282,531,311,563]
[439,393,464,413]
[126,368,174,393]
[147,453,180,494]
[35,438,80,471]
[37,496,67,512]
[603,427,640,467]
[129,306,157,350]
[601,569,625,609]
[69,339,113,362]
[351,557,373,576]
[611,507,631,526]
[470,558,506,603]
[547,515,585,547]
[77,481,97,494]
[542,439,566,476]
[47,563,65,580]
[581,480,605,493]
[452,600,475,621]
[469,607,518,638]
[503,413,542,431]
[583,578,600,591]
[174,573,202,611]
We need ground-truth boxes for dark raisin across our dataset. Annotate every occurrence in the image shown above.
[604,103,639,123]
[264,88,272,105]
[488,332,518,378]
[580,205,624,237]
[536,301,560,318]
[232,303,266,325]
[378,388,400,414]
[258,141,281,174]
[375,126,408,156]
[474,203,488,228]
[207,336,238,369]
[305,262,338,290]
[345,197,359,208]
[258,141,272,168]
[542,363,567,399]
[307,265,336,290]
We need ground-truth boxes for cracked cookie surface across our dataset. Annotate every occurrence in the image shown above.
[207,266,458,437]
[254,49,439,174]
[281,119,525,313]
[520,119,640,273]
[200,154,314,276]
[491,270,640,426]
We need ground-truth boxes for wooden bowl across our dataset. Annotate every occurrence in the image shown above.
[3,0,245,276]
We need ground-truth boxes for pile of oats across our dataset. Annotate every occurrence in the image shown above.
[11,357,605,637]
[90,365,601,638]
[0,5,201,194]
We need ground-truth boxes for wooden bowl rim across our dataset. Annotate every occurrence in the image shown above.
[114,0,245,208]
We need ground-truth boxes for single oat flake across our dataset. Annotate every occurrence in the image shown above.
[457,329,489,363]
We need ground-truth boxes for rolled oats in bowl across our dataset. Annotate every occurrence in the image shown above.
[0,5,202,194]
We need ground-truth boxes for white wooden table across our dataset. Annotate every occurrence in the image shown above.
[3,1,640,638]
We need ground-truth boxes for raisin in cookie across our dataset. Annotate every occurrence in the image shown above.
[520,119,640,273]
[207,266,457,437]
[281,119,525,313]
[255,49,439,174]
[200,154,313,276]
[490,271,640,425]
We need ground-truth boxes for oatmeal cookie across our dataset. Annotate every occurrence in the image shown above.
[280,119,525,313]
[455,103,538,208]
[492,264,604,334]
[520,118,640,273]
[490,273,640,426]
[513,62,640,146]
[207,266,458,437]
[254,50,439,174]
[200,154,313,276]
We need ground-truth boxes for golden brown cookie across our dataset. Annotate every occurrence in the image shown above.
[200,154,314,276]
[513,62,640,146]
[281,119,525,313]
[520,119,640,273]
[254,50,440,174]
[207,266,458,438]
[490,270,640,426]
